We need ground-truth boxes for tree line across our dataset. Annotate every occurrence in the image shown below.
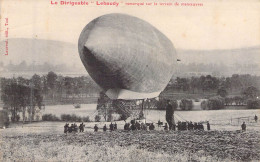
[1,71,100,105]
[165,74,260,95]
[1,72,259,122]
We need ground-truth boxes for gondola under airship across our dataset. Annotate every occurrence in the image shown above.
[78,13,177,100]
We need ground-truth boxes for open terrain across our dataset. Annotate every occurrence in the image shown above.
[1,105,260,161]
[42,104,260,127]
[1,124,260,162]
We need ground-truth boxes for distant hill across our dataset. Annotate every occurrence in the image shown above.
[0,38,85,72]
[0,38,259,76]
[177,46,260,65]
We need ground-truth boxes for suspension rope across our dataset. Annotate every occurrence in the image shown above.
[175,112,188,122]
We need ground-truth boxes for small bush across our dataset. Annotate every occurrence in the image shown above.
[119,114,128,121]
[11,114,20,122]
[155,99,167,110]
[61,114,83,122]
[201,100,207,110]
[42,114,60,121]
[179,99,193,110]
[224,97,233,106]
[207,96,225,110]
[217,87,228,97]
[82,116,91,122]
[155,99,178,110]
[61,114,71,121]
[71,114,82,122]
[233,96,245,105]
[95,115,101,122]
[171,100,178,110]
[247,99,260,109]
[0,110,10,127]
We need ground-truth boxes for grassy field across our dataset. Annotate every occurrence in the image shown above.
[1,105,260,161]
[42,104,97,119]
[42,104,260,128]
[1,125,260,162]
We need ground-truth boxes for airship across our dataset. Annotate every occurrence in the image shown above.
[78,13,177,100]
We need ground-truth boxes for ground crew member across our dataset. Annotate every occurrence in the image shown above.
[103,124,107,132]
[136,121,141,130]
[164,123,168,131]
[124,123,128,130]
[143,123,148,131]
[166,100,175,130]
[149,123,155,130]
[114,122,117,130]
[94,124,99,132]
[110,122,114,131]
[79,122,85,132]
[64,123,69,134]
[241,122,246,131]
[69,124,73,133]
[74,123,78,132]
[207,122,210,131]
[173,123,176,131]
[254,115,258,122]
[131,123,136,130]
[194,122,198,130]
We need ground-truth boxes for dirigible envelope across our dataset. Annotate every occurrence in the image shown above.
[78,13,177,100]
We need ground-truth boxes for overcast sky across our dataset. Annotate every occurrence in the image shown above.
[1,0,260,51]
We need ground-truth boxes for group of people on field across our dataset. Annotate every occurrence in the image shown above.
[64,122,85,134]
[94,122,118,132]
[164,100,210,131]
[63,102,257,133]
[240,115,258,132]
[123,120,155,131]
[166,121,210,131]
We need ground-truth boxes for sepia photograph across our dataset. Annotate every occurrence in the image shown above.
[0,0,260,161]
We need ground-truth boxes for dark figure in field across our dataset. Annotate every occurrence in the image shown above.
[164,123,168,131]
[177,121,181,130]
[64,123,69,134]
[157,120,163,127]
[79,123,82,132]
[241,122,246,131]
[131,123,136,131]
[166,100,175,130]
[149,123,155,130]
[207,122,210,131]
[177,122,187,131]
[71,123,75,132]
[190,122,194,130]
[136,121,141,130]
[194,122,198,130]
[69,124,74,133]
[74,123,78,132]
[142,123,148,130]
[188,122,193,130]
[198,123,204,130]
[130,119,135,125]
[140,122,145,130]
[79,123,85,132]
[114,122,117,130]
[110,122,114,131]
[182,122,187,130]
[255,115,258,122]
[187,122,191,130]
[103,124,107,132]
[94,124,99,132]
[124,123,130,130]
[172,123,176,131]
